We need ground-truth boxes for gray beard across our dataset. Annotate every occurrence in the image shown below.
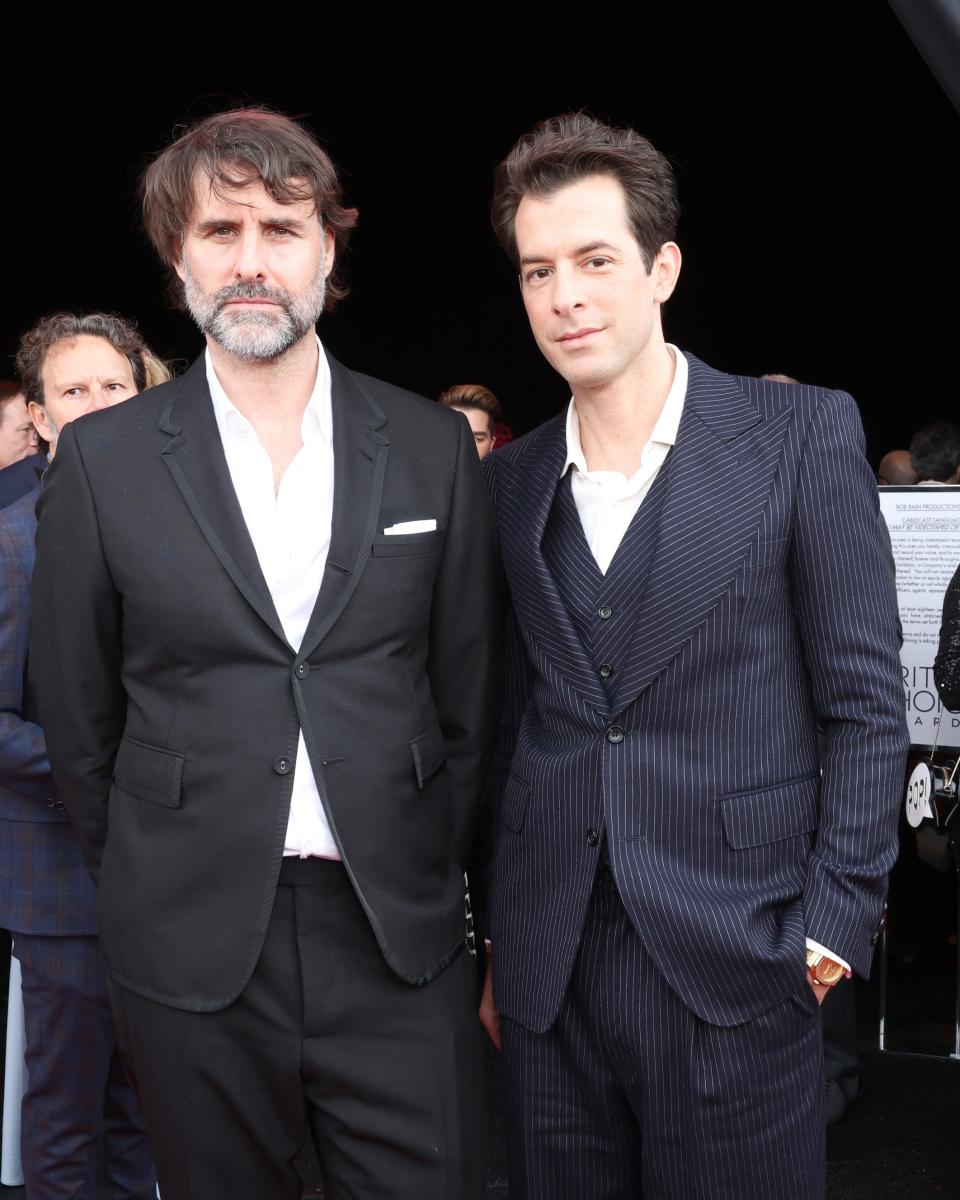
[182,261,326,361]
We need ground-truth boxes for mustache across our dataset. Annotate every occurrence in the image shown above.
[211,282,292,308]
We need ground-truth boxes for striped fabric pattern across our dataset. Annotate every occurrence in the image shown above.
[484,353,909,1034]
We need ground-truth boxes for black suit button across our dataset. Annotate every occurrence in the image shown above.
[46,798,57,808]
[586,827,600,847]
[606,726,624,744]
[598,605,613,620]
[273,757,293,775]
[55,800,65,811]
[295,662,309,679]
[599,663,614,679]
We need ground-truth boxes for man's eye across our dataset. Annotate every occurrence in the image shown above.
[107,383,129,391]
[525,268,550,284]
[585,257,610,269]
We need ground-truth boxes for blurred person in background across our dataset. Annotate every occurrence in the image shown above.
[0,380,43,508]
[877,449,917,486]
[439,382,502,459]
[0,311,168,1200]
[0,381,37,469]
[910,421,960,485]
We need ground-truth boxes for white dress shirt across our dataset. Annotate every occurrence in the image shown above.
[563,346,688,574]
[561,346,850,975]
[206,340,340,860]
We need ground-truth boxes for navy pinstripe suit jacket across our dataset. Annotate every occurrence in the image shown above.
[0,487,98,935]
[485,353,909,1032]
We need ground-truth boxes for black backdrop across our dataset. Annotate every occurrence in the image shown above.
[3,5,958,464]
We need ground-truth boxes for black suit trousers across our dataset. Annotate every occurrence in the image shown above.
[109,859,488,1200]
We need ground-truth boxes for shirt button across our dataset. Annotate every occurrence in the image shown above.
[598,605,613,620]
[586,827,600,847]
[599,663,614,679]
[606,726,624,744]
[295,662,309,679]
[273,757,293,775]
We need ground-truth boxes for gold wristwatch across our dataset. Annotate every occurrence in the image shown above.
[805,949,846,987]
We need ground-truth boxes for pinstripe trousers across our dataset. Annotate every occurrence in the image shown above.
[500,866,825,1199]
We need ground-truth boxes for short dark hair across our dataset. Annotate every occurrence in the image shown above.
[0,380,24,415]
[142,107,358,309]
[910,421,960,482]
[438,384,502,429]
[15,312,167,407]
[491,113,679,272]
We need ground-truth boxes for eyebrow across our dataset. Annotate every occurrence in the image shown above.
[519,240,620,266]
[193,216,311,233]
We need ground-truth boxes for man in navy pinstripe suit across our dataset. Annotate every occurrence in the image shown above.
[479,115,909,1198]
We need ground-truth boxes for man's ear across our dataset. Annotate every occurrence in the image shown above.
[323,226,336,280]
[28,401,54,444]
[652,242,682,304]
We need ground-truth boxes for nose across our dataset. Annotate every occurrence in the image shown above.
[233,227,268,281]
[27,426,38,447]
[550,265,585,316]
[89,390,112,412]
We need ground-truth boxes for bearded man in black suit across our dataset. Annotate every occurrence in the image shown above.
[30,107,500,1200]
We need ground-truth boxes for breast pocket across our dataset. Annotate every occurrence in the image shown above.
[371,530,445,558]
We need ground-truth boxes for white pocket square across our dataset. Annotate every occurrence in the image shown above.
[383,519,437,535]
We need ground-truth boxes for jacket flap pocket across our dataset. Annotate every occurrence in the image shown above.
[410,724,446,789]
[502,775,530,834]
[720,775,818,849]
[113,738,185,809]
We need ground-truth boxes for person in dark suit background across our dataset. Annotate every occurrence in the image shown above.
[479,115,908,1199]
[0,311,163,1198]
[0,381,43,508]
[29,108,500,1200]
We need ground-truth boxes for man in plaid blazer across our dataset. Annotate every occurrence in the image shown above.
[0,312,156,1198]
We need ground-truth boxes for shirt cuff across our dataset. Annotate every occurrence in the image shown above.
[805,937,851,975]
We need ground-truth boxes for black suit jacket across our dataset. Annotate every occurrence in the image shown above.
[29,351,501,1011]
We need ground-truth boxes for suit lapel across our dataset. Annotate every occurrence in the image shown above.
[609,354,793,713]
[158,356,289,648]
[298,356,389,659]
[500,417,610,713]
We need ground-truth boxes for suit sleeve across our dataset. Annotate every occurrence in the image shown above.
[0,516,54,801]
[28,422,125,881]
[427,418,504,885]
[790,391,909,976]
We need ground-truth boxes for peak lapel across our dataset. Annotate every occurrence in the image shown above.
[158,357,288,648]
[298,356,389,660]
[609,355,793,714]
[498,417,610,713]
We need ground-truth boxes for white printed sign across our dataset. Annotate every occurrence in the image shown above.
[880,486,960,749]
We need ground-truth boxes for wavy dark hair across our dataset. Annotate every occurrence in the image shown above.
[492,113,679,272]
[15,311,169,407]
[142,107,358,310]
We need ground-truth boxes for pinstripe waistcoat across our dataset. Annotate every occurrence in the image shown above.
[484,353,909,1033]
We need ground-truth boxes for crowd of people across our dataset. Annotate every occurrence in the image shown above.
[0,105,924,1200]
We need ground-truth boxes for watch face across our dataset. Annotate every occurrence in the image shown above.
[816,958,846,986]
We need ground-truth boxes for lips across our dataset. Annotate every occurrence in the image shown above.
[558,328,602,345]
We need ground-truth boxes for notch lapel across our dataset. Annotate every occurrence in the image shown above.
[609,355,793,713]
[498,417,610,713]
[298,356,389,660]
[158,357,289,648]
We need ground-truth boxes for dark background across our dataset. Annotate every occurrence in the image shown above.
[2,5,958,463]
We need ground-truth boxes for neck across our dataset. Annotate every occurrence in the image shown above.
[207,329,319,423]
[573,338,677,475]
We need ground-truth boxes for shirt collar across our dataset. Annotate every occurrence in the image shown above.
[206,336,332,447]
[562,344,688,478]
